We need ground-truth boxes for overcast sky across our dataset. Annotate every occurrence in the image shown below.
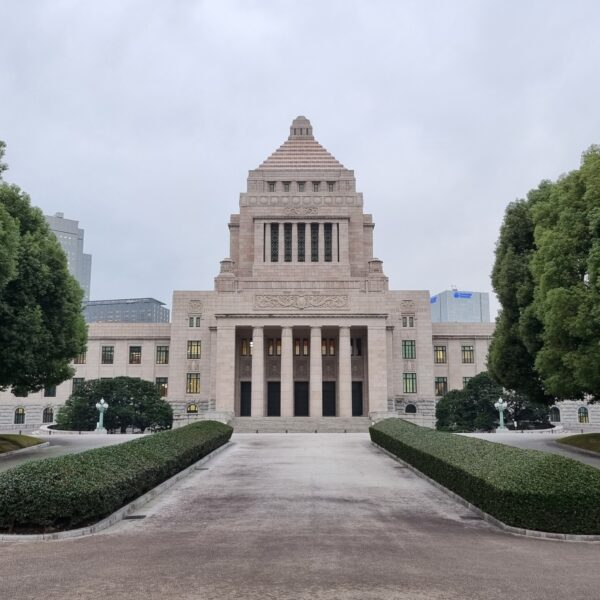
[2,1,600,317]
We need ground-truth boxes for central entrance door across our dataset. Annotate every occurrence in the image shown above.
[294,381,309,416]
[352,381,363,416]
[322,381,336,416]
[240,381,251,416]
[267,381,281,416]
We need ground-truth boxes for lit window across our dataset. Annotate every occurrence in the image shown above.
[186,373,200,394]
[241,338,249,356]
[156,377,168,397]
[42,407,54,423]
[74,352,86,364]
[129,346,142,364]
[403,373,417,393]
[329,339,336,356]
[402,340,416,359]
[578,406,589,424]
[294,338,301,356]
[101,346,114,364]
[187,341,201,359]
[187,403,198,414]
[461,345,474,364]
[303,338,309,356]
[14,407,25,425]
[434,377,448,397]
[434,346,446,364]
[156,345,169,364]
[44,386,57,398]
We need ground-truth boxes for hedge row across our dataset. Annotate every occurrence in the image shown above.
[0,421,232,533]
[370,418,600,534]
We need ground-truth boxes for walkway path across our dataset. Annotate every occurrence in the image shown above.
[0,433,598,599]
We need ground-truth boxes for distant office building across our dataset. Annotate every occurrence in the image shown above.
[84,298,170,323]
[45,212,92,301]
[430,289,490,323]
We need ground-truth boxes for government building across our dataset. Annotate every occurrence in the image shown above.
[11,116,589,431]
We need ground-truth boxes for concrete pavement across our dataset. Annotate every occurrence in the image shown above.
[1,433,598,599]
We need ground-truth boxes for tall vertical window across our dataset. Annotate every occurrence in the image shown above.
[268,181,275,192]
[186,373,201,394]
[283,182,290,192]
[402,340,416,359]
[403,373,417,393]
[434,345,447,364]
[313,181,320,192]
[43,407,54,423]
[311,223,319,262]
[324,223,332,262]
[74,352,86,364]
[461,345,474,363]
[156,345,169,364]
[284,223,292,262]
[297,223,305,262]
[328,181,335,192]
[303,338,309,356]
[156,377,168,397]
[129,346,142,364]
[101,346,114,364]
[187,341,201,359]
[44,386,57,398]
[267,338,281,356]
[351,338,362,356]
[298,181,305,192]
[14,408,25,425]
[241,338,250,356]
[72,378,85,392]
[321,339,328,356]
[271,223,279,262]
[434,377,448,396]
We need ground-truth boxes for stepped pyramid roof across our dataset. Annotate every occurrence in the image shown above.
[258,116,345,170]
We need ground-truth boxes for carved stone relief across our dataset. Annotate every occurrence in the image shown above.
[283,206,318,216]
[188,299,203,313]
[254,294,349,310]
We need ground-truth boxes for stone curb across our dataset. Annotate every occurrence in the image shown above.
[371,441,600,543]
[0,441,232,542]
[556,440,600,460]
[0,441,50,460]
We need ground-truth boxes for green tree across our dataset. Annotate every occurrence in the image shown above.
[56,377,173,432]
[0,142,87,394]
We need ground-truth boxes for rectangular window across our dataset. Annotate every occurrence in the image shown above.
[402,340,416,359]
[284,223,292,262]
[156,377,168,397]
[195,316,201,327]
[187,341,201,359]
[434,345,447,364]
[435,377,448,397]
[403,373,417,394]
[268,181,275,192]
[321,339,327,356]
[402,315,415,328]
[324,223,332,262]
[461,345,475,364]
[186,373,201,394]
[329,339,336,356]
[313,181,320,192]
[72,377,85,392]
[297,223,305,262]
[351,338,362,357]
[44,385,56,398]
[189,316,194,327]
[328,181,335,192]
[283,181,290,192]
[129,346,142,364]
[101,346,114,364]
[463,377,472,388]
[268,338,274,356]
[241,338,249,356]
[156,345,169,364]
[276,338,281,356]
[303,338,309,356]
[74,352,86,364]
[298,181,305,192]
[294,338,301,356]
[311,223,319,262]
[271,223,279,262]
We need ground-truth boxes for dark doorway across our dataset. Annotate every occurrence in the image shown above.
[240,381,251,416]
[294,381,309,416]
[352,381,363,416]
[322,381,336,416]
[267,381,281,416]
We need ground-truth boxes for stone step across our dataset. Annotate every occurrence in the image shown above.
[231,417,373,433]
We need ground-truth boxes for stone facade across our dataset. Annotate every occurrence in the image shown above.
[1,116,503,429]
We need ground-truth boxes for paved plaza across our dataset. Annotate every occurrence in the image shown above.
[1,433,599,599]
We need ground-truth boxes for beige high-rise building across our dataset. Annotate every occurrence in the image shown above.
[1,117,502,430]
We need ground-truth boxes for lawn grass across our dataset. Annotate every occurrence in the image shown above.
[559,433,600,454]
[0,434,44,455]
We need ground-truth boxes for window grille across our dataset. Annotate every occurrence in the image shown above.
[284,223,292,262]
[271,223,279,262]
[324,223,332,262]
[311,223,319,262]
[297,223,305,262]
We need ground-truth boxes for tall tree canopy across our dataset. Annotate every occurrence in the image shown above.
[0,142,87,394]
[489,146,600,402]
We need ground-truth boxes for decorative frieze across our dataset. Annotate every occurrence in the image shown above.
[240,195,362,208]
[188,299,203,312]
[283,206,318,216]
[254,294,349,310]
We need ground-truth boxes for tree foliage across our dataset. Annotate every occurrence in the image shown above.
[0,142,87,394]
[56,377,173,432]
[490,146,600,402]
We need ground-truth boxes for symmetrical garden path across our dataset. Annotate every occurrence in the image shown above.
[1,433,598,599]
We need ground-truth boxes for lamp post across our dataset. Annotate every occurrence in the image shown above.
[95,398,108,433]
[494,398,508,432]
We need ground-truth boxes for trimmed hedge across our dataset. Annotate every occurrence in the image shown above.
[0,421,232,533]
[370,419,600,534]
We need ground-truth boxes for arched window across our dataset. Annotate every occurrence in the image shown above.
[549,407,560,422]
[42,407,54,423]
[14,407,25,425]
[187,403,198,414]
[578,406,589,424]
[405,404,417,414]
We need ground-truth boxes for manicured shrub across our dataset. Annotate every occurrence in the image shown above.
[0,421,232,533]
[370,418,600,535]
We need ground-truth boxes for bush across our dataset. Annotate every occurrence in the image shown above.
[0,421,232,533]
[370,419,600,535]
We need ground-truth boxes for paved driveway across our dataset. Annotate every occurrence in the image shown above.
[1,433,598,600]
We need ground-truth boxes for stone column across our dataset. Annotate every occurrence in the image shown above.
[367,324,388,415]
[281,326,294,417]
[338,326,352,417]
[310,326,322,416]
[251,326,265,416]
[215,325,236,415]
[332,222,338,263]
[265,224,271,263]
[254,221,263,264]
